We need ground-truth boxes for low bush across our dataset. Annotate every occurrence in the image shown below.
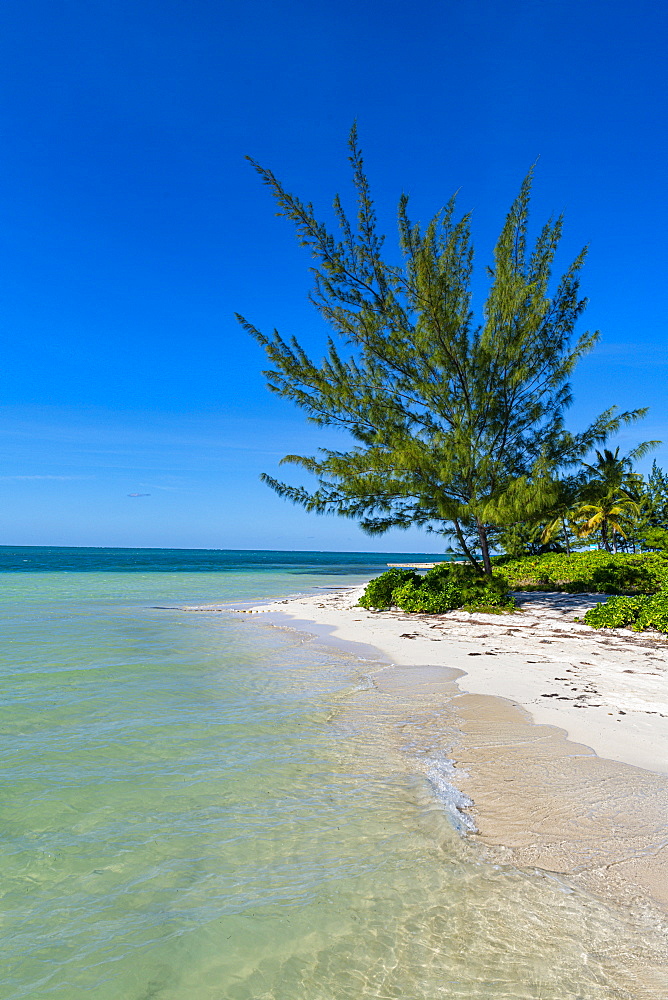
[359,563,515,614]
[495,551,668,595]
[634,591,668,632]
[358,567,421,610]
[391,579,460,613]
[579,596,648,629]
[581,589,668,633]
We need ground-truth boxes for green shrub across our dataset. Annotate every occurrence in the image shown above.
[640,527,668,552]
[391,580,460,613]
[423,561,458,584]
[633,591,668,633]
[581,588,668,633]
[580,596,648,629]
[358,562,515,614]
[455,573,513,610]
[358,568,421,610]
[495,551,668,595]
[461,595,516,613]
[425,562,514,606]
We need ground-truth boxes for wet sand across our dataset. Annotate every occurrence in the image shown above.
[235,587,668,935]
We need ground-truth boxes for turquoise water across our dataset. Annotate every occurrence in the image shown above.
[1,548,664,999]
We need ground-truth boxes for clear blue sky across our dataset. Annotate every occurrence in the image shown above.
[1,0,666,550]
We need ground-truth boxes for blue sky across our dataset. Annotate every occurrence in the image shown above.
[0,0,666,549]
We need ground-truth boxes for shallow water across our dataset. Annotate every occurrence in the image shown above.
[1,550,666,998]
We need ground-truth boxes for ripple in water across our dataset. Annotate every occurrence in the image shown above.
[0,567,666,999]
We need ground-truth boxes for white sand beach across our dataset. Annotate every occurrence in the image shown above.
[244,587,668,773]
[237,586,668,933]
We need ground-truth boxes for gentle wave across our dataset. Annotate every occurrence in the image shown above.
[1,556,664,999]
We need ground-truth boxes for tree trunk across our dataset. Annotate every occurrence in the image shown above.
[476,520,493,575]
[453,519,484,574]
[562,518,571,556]
[601,520,610,552]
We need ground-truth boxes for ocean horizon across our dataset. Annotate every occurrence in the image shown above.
[0,546,656,999]
[0,544,451,574]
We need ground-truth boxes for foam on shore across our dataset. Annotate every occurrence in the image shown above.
[236,586,668,927]
[242,587,668,773]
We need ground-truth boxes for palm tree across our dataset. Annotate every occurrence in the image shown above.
[574,491,641,553]
[575,443,659,552]
[583,444,657,498]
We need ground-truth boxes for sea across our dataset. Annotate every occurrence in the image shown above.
[1,546,664,1000]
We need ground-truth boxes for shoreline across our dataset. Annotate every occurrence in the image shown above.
[244,586,668,774]
[236,584,668,925]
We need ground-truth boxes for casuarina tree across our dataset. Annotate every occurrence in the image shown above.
[238,128,646,574]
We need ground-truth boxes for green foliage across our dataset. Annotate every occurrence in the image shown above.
[580,596,648,629]
[581,590,668,634]
[391,580,460,613]
[634,591,668,632]
[581,446,651,498]
[627,462,668,550]
[424,561,465,585]
[534,474,587,556]
[358,563,515,614]
[569,446,658,553]
[643,462,668,531]
[640,527,668,552]
[501,454,665,559]
[494,548,668,634]
[240,127,647,576]
[495,550,668,594]
[357,567,420,610]
[498,519,576,558]
[572,485,642,554]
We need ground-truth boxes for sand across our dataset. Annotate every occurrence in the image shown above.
[242,588,668,772]
[234,586,668,933]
